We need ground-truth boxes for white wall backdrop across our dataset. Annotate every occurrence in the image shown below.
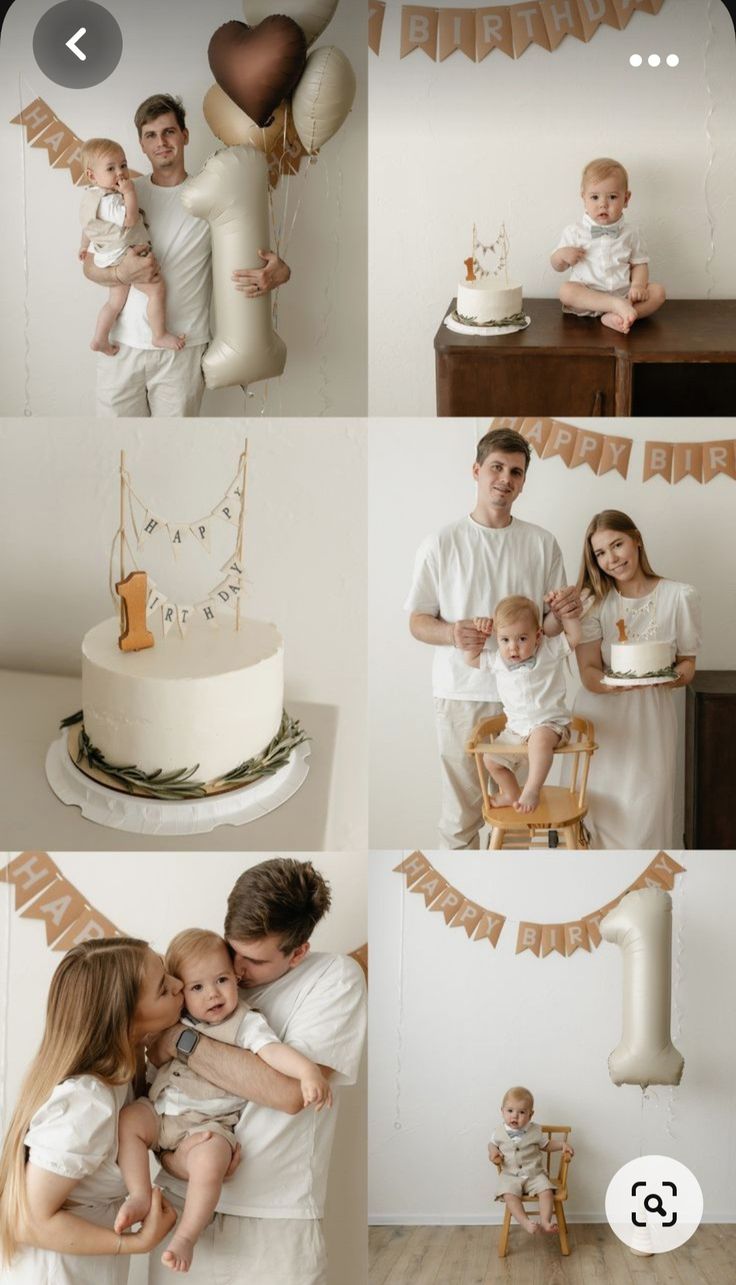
[0,0,366,417]
[368,417,736,849]
[0,418,367,849]
[369,0,736,414]
[0,850,367,1285]
[368,849,736,1224]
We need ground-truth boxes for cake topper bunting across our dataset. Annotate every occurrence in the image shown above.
[469,221,510,286]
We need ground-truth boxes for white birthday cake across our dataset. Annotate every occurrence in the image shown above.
[456,279,524,326]
[609,640,673,678]
[81,617,284,784]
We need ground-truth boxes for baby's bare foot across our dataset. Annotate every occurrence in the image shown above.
[162,1232,195,1273]
[489,792,519,810]
[153,333,186,351]
[91,339,120,356]
[514,786,540,814]
[114,1192,151,1233]
[522,1218,540,1236]
[541,1221,559,1235]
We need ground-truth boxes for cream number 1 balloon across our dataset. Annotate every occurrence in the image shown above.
[601,889,684,1089]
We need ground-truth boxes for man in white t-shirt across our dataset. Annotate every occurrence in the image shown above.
[405,426,581,849]
[82,94,290,418]
[145,858,366,1285]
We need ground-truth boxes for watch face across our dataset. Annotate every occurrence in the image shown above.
[177,1028,198,1056]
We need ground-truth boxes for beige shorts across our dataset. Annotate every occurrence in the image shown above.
[563,283,630,316]
[496,1171,555,1200]
[485,721,571,771]
[143,1098,240,1153]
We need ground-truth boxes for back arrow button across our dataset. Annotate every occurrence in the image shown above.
[65,27,87,61]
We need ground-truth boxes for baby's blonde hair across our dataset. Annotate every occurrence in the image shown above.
[165,928,231,980]
[503,1086,534,1110]
[494,595,540,631]
[81,137,125,172]
[581,157,629,192]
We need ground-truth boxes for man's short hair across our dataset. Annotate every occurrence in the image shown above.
[475,427,531,471]
[134,94,187,138]
[581,157,629,192]
[224,858,332,954]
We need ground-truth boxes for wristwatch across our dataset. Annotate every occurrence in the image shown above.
[175,1027,200,1064]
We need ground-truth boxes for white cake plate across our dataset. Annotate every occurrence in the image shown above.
[444,310,532,338]
[601,675,675,688]
[45,731,310,835]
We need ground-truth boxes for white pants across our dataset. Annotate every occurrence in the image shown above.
[434,697,504,849]
[147,1212,326,1285]
[96,343,207,417]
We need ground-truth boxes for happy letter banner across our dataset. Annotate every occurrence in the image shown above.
[0,852,124,950]
[393,851,685,958]
[11,98,143,186]
[372,0,667,59]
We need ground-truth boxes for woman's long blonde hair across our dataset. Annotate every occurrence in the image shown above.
[578,510,658,602]
[0,937,148,1264]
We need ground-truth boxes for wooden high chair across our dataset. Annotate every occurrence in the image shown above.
[493,1124,573,1257]
[467,714,597,850]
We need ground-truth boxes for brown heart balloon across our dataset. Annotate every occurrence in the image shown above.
[208,17,307,128]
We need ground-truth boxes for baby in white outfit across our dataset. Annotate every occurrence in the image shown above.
[79,136,185,356]
[489,1086,573,1236]
[462,592,581,813]
[551,157,665,334]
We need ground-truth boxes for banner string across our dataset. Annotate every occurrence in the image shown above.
[17,76,33,418]
[703,0,718,299]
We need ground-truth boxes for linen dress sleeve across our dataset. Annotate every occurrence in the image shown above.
[277,956,367,1087]
[579,598,604,645]
[404,534,440,615]
[97,192,126,228]
[235,1006,282,1055]
[629,225,649,266]
[25,1076,118,1181]
[673,583,702,654]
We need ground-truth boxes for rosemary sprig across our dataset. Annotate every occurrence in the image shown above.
[454,310,527,328]
[605,666,678,680]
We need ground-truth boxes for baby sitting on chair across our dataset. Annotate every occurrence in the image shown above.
[551,157,666,334]
[489,1086,573,1236]
[461,593,581,813]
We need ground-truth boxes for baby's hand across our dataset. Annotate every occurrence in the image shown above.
[302,1073,333,1112]
[628,285,649,304]
[488,1143,502,1164]
[563,1143,575,1157]
[560,245,587,267]
[117,176,134,196]
[473,617,494,637]
[77,246,88,261]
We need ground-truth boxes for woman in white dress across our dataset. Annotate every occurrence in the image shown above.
[0,937,184,1283]
[573,510,701,850]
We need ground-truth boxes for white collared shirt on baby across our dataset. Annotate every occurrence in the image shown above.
[480,634,572,736]
[554,212,649,294]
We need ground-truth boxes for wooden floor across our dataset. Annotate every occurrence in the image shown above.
[369,1223,736,1284]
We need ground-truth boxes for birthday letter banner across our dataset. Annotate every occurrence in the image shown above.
[0,852,123,951]
[370,0,667,60]
[490,418,736,485]
[11,97,143,186]
[393,850,685,957]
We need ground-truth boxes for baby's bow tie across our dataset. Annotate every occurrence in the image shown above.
[590,223,622,238]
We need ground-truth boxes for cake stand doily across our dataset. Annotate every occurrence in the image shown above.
[444,310,531,338]
[601,675,675,688]
[45,732,311,835]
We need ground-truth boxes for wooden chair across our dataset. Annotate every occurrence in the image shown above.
[493,1125,573,1257]
[466,714,597,850]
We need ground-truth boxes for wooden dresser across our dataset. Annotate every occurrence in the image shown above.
[435,299,736,416]
[684,672,736,849]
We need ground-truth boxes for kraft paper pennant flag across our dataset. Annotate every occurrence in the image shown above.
[449,897,485,938]
[582,896,623,947]
[430,884,465,926]
[643,441,673,483]
[574,0,617,41]
[409,869,449,907]
[646,851,686,891]
[57,137,86,184]
[672,443,702,485]
[369,1,386,55]
[438,8,477,60]
[510,2,551,56]
[10,97,55,139]
[491,417,526,430]
[476,6,515,58]
[541,923,566,957]
[521,417,554,457]
[516,922,542,956]
[53,907,121,951]
[473,911,505,947]
[701,440,736,483]
[610,0,659,27]
[400,6,439,58]
[31,120,77,165]
[540,0,586,49]
[564,920,591,955]
[598,434,632,478]
[0,852,60,908]
[21,878,88,945]
[393,851,432,886]
[541,420,577,467]
[570,428,604,473]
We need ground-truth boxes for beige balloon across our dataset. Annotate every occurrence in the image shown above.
[601,889,684,1090]
[203,84,287,152]
[181,147,286,390]
[242,0,339,46]
[292,46,356,154]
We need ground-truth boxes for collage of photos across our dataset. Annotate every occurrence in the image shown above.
[1,1,736,1284]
